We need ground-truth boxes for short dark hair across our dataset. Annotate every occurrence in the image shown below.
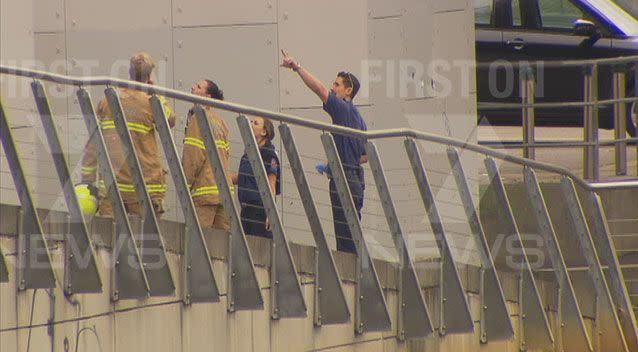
[337,71,360,99]
[262,117,275,142]
[205,79,224,100]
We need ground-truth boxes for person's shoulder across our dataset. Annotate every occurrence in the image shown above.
[324,91,343,106]
[261,142,278,158]
[207,108,229,133]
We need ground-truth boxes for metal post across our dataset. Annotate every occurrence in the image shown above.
[104,88,175,297]
[321,133,391,334]
[447,148,514,342]
[279,124,349,325]
[613,65,627,176]
[484,157,553,350]
[0,97,56,290]
[150,97,219,303]
[404,139,473,335]
[366,142,433,340]
[635,62,638,176]
[0,245,8,283]
[31,81,102,294]
[236,115,306,319]
[583,64,600,180]
[518,270,526,352]
[588,192,638,351]
[76,88,148,300]
[524,167,593,352]
[521,66,536,160]
[560,177,628,352]
[193,107,262,311]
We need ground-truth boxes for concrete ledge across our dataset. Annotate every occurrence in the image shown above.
[0,202,540,300]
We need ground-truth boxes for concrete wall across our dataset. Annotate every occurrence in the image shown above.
[0,0,479,264]
[0,204,561,352]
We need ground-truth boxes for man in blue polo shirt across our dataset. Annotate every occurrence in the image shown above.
[281,50,367,254]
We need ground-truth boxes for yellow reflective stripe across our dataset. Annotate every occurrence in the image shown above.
[127,127,149,134]
[127,122,152,133]
[183,138,229,151]
[191,185,234,197]
[216,141,230,151]
[191,188,218,197]
[81,166,97,175]
[100,121,152,134]
[158,96,173,117]
[98,180,165,193]
[100,121,115,130]
[184,137,206,150]
[146,184,167,193]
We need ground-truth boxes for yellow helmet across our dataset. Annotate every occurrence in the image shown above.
[74,184,98,217]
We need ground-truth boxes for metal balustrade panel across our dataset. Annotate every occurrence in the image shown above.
[193,107,262,311]
[0,97,57,290]
[366,141,433,340]
[447,148,514,342]
[321,133,391,333]
[104,88,175,297]
[404,139,473,335]
[484,157,553,350]
[587,192,638,352]
[151,97,219,303]
[31,81,102,295]
[524,167,593,352]
[279,124,349,325]
[76,88,149,299]
[561,177,628,351]
[236,115,306,318]
[0,244,9,283]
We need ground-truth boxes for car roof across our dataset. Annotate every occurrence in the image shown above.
[579,0,638,36]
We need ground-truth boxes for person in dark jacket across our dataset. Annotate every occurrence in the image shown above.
[231,117,280,238]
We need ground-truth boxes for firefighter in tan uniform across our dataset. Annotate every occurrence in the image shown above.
[81,52,176,216]
[182,79,232,230]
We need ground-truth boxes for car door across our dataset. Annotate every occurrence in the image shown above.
[476,0,523,124]
[502,0,613,124]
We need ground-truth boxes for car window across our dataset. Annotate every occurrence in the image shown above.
[475,0,493,25]
[512,0,522,27]
[538,0,584,29]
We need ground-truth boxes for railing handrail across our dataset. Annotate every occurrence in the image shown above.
[2,65,636,191]
[476,54,638,69]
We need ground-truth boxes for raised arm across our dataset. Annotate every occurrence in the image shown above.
[281,50,329,104]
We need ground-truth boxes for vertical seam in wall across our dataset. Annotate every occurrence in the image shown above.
[169,0,178,221]
[274,1,285,225]
[169,0,175,94]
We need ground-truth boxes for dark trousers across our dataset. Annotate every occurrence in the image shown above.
[240,203,272,239]
[329,169,364,254]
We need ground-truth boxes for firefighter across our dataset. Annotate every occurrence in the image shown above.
[182,79,232,230]
[81,52,175,217]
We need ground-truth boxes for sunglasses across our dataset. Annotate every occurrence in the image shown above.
[340,71,355,89]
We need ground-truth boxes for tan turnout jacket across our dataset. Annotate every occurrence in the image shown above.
[182,106,232,206]
[81,88,175,203]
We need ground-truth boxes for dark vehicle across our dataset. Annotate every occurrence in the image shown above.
[475,0,638,136]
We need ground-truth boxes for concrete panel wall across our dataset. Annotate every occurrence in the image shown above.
[173,0,277,27]
[3,0,478,266]
[1,0,39,208]
[0,227,538,352]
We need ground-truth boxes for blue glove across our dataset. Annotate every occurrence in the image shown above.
[315,163,328,175]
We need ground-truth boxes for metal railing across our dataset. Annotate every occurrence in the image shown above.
[477,55,638,181]
[1,65,638,351]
